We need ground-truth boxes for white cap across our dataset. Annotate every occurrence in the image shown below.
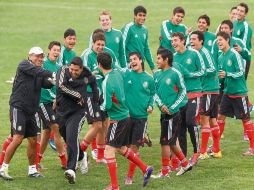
[28,47,44,55]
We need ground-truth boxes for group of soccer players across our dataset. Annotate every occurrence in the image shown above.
[0,2,253,190]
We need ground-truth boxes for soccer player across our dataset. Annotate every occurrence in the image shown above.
[123,52,155,185]
[159,6,191,53]
[232,2,252,79]
[189,31,221,159]
[36,41,67,169]
[152,48,192,178]
[56,57,98,184]
[122,5,155,72]
[88,10,127,68]
[58,28,77,66]
[99,52,153,190]
[172,32,205,166]
[186,14,215,52]
[217,31,254,156]
[0,47,54,180]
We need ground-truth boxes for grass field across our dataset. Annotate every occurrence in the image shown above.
[0,0,254,189]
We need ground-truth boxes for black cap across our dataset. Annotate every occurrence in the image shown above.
[70,56,83,67]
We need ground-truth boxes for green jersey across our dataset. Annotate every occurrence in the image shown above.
[233,19,252,51]
[199,47,219,93]
[40,57,60,103]
[218,48,247,96]
[123,70,155,118]
[173,48,205,93]
[154,67,187,114]
[58,45,76,66]
[101,69,129,120]
[122,22,155,70]
[159,20,187,53]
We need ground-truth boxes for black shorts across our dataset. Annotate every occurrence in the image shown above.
[219,95,250,120]
[128,118,147,147]
[160,112,181,146]
[106,117,130,148]
[85,93,103,124]
[38,103,56,129]
[10,107,39,138]
[200,94,219,118]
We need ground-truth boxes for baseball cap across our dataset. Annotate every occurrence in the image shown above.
[28,47,44,55]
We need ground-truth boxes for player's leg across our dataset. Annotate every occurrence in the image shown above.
[0,134,13,167]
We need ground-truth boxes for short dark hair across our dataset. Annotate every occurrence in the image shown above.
[92,28,105,35]
[64,28,76,38]
[129,52,142,60]
[172,32,185,41]
[97,52,112,70]
[238,2,248,14]
[230,6,237,12]
[198,14,210,26]
[191,31,204,45]
[220,20,233,30]
[92,32,105,43]
[70,56,83,68]
[134,5,147,16]
[217,31,230,44]
[48,41,61,50]
[173,7,185,16]
[157,48,173,67]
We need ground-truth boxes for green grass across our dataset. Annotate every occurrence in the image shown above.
[0,0,254,189]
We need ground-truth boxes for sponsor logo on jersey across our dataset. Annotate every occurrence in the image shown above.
[135,34,138,38]
[186,58,192,64]
[237,30,240,35]
[208,40,212,46]
[143,81,148,88]
[115,37,120,43]
[166,78,171,85]
[155,79,158,83]
[128,80,132,84]
[227,60,232,66]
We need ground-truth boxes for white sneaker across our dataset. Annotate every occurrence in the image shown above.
[64,169,76,184]
[176,163,192,176]
[91,149,98,160]
[0,168,13,180]
[151,171,170,179]
[80,152,88,174]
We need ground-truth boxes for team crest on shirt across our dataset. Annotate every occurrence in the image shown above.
[143,81,148,88]
[227,60,232,66]
[166,78,171,85]
[143,34,146,40]
[135,34,138,38]
[128,80,132,84]
[186,58,192,64]
[208,40,212,46]
[17,126,22,131]
[115,37,120,43]
[237,30,240,35]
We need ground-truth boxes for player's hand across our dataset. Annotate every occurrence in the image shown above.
[161,105,170,114]
[78,98,85,106]
[233,44,242,52]
[92,70,99,75]
[218,70,226,78]
[186,27,192,35]
[147,106,153,114]
[52,99,56,110]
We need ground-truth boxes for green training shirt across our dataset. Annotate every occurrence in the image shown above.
[58,45,76,66]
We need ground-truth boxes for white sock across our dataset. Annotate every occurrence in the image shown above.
[0,162,9,171]
[28,165,37,174]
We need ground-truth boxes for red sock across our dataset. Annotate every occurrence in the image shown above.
[50,131,54,140]
[200,128,211,153]
[217,120,225,138]
[127,152,139,177]
[123,148,147,173]
[175,151,188,167]
[171,156,180,170]
[59,152,67,167]
[91,138,97,151]
[97,144,105,160]
[242,120,254,149]
[196,113,200,125]
[0,135,13,166]
[211,125,220,153]
[80,140,90,152]
[106,157,118,189]
[161,157,170,175]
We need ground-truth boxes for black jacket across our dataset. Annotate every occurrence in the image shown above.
[56,65,99,117]
[9,60,53,114]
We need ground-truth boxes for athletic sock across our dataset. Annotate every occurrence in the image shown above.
[211,125,220,153]
[91,138,97,151]
[171,156,180,170]
[200,128,211,154]
[59,152,67,167]
[127,152,139,177]
[106,157,118,189]
[161,157,170,175]
[217,120,225,138]
[242,120,254,149]
[97,144,105,160]
[175,151,188,168]
[123,148,147,174]
[0,136,13,166]
[35,142,41,168]
[80,140,90,152]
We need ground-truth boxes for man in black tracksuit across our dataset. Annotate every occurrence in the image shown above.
[0,47,54,180]
[55,56,99,184]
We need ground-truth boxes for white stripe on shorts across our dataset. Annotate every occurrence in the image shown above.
[87,97,94,117]
[242,97,248,114]
[40,103,50,121]
[206,94,211,111]
[109,123,117,141]
[167,119,173,140]
[12,108,17,130]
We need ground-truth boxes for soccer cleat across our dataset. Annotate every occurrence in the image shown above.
[199,152,210,160]
[151,171,170,179]
[170,166,179,172]
[0,169,13,180]
[143,133,152,147]
[143,166,153,186]
[176,163,192,176]
[96,158,107,164]
[28,172,44,178]
[189,153,199,166]
[243,133,249,141]
[91,149,98,160]
[210,151,222,158]
[49,139,57,152]
[103,185,120,190]
[124,176,133,185]
[80,152,88,174]
[242,148,254,156]
[64,169,76,184]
